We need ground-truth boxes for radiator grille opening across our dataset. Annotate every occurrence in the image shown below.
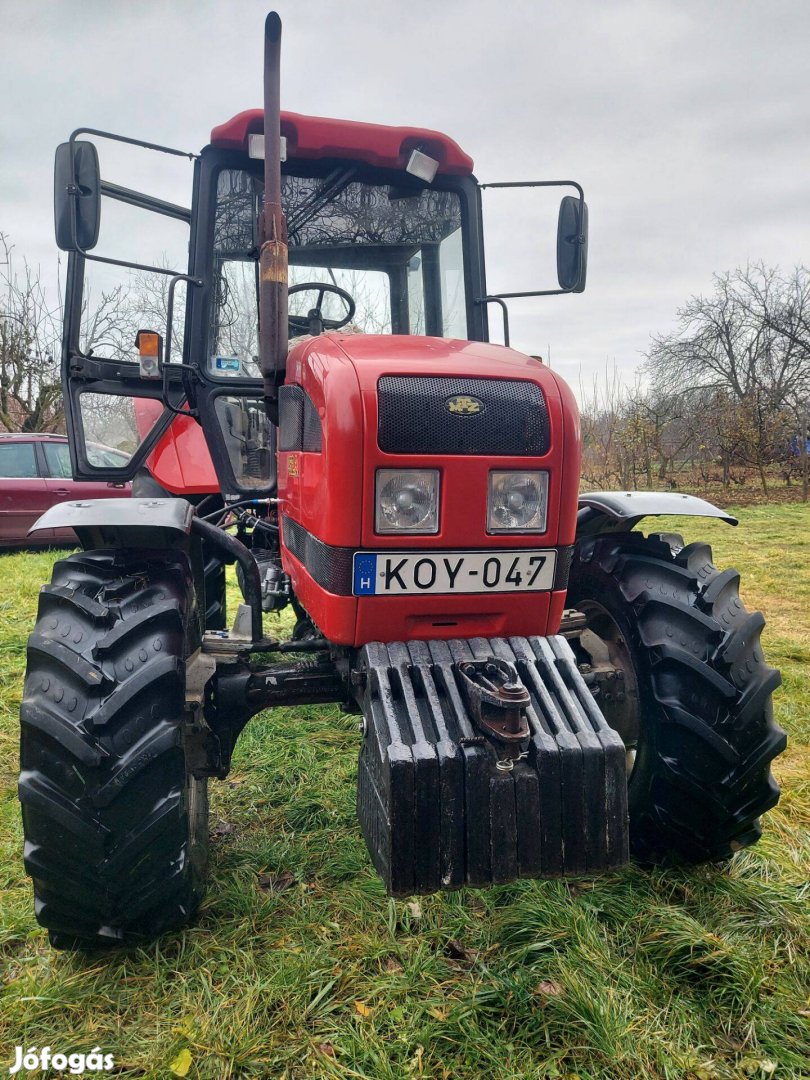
[377,375,550,456]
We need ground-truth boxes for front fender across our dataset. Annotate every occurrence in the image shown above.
[576,491,737,538]
[29,497,194,550]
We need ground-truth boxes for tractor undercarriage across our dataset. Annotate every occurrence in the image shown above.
[23,485,785,948]
[183,595,632,891]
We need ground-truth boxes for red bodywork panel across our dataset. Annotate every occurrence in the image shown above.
[278,334,581,648]
[210,110,474,175]
[138,401,219,495]
[145,415,219,495]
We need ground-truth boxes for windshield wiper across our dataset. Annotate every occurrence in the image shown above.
[286,165,357,240]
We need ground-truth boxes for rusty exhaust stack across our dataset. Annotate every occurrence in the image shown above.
[258,11,287,423]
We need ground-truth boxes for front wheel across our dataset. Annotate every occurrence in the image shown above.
[18,549,209,948]
[567,531,785,864]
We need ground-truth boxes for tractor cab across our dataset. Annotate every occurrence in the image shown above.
[53,108,587,501]
[209,110,479,350]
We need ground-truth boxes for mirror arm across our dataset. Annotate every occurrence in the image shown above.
[81,252,187,277]
[100,180,191,223]
[163,275,203,368]
[481,178,584,196]
[475,296,511,347]
[479,179,586,248]
[483,287,580,300]
[479,178,587,296]
[69,127,196,161]
[62,128,196,254]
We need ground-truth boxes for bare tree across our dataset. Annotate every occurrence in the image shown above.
[644,265,810,494]
[645,270,772,401]
[734,263,810,500]
[578,362,630,488]
[0,233,62,431]
[0,231,145,433]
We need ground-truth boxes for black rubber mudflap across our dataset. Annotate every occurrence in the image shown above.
[356,636,629,895]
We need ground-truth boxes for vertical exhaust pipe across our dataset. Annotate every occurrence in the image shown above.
[258,11,288,423]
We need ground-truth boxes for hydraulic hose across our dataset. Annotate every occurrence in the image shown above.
[190,515,263,642]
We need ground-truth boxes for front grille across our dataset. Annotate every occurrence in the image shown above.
[377,375,550,456]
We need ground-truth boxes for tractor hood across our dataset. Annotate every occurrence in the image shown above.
[321,332,550,389]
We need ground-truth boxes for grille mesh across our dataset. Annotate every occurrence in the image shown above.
[278,386,303,452]
[278,385,322,452]
[302,393,322,452]
[377,376,550,456]
[282,516,353,595]
[554,544,575,590]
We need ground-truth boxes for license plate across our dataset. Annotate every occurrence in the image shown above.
[352,549,557,596]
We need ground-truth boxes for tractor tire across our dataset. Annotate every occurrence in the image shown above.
[567,531,785,864]
[18,549,209,948]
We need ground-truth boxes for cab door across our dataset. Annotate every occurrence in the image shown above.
[54,131,198,487]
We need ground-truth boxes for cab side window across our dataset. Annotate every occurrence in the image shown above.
[0,442,39,478]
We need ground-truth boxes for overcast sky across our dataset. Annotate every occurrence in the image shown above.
[2,0,809,395]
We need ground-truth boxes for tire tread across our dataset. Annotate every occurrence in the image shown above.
[568,531,784,864]
[19,549,208,948]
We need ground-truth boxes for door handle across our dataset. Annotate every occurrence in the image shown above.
[53,488,70,496]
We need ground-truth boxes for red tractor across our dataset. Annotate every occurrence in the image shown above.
[19,14,785,948]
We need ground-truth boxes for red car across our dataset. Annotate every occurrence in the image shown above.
[0,433,130,547]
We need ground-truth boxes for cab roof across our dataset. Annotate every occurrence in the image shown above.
[210,110,474,176]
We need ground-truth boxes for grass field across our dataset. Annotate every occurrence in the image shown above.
[1,504,809,1079]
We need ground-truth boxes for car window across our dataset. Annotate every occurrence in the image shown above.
[0,442,39,478]
[42,442,72,479]
[86,443,131,468]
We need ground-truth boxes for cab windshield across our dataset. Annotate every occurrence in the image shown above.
[208,165,467,378]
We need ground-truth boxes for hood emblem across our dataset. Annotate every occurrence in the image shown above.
[446,394,485,416]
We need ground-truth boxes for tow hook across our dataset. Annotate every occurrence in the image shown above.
[457,658,530,744]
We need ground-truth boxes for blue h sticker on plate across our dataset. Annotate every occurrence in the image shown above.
[353,553,378,595]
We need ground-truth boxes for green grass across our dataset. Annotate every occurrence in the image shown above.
[1,506,809,1079]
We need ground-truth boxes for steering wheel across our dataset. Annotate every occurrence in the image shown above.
[288,281,356,336]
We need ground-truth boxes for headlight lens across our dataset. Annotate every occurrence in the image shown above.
[488,470,548,532]
[376,469,440,533]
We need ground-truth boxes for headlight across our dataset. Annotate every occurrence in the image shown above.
[376,469,439,534]
[488,470,548,533]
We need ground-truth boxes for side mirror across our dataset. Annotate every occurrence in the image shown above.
[557,194,588,292]
[54,141,101,251]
